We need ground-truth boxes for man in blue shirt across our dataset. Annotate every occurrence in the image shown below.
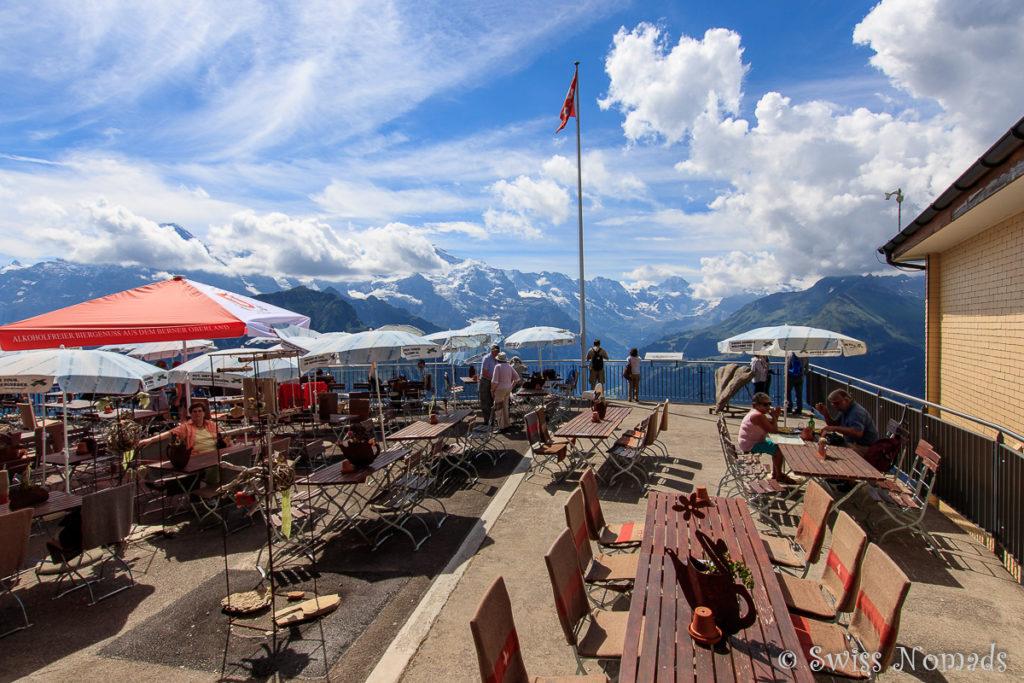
[786,351,805,415]
[815,389,879,455]
[479,344,500,424]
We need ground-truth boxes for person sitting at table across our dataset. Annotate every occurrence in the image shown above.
[738,392,798,485]
[814,389,879,456]
[490,352,520,433]
[138,400,232,456]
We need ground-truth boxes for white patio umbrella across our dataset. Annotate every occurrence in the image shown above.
[298,330,441,450]
[503,326,577,370]
[424,321,502,400]
[298,330,441,373]
[0,348,169,491]
[717,324,867,423]
[169,347,301,387]
[102,339,215,362]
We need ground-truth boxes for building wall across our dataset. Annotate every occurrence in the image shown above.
[937,209,1024,440]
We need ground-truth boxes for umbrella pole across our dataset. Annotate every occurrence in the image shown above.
[62,388,70,493]
[373,366,388,452]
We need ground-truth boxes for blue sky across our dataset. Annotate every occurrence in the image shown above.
[1,0,1022,299]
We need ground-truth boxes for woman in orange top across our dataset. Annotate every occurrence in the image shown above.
[139,401,232,455]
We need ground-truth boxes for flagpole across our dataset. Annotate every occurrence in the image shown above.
[573,61,586,369]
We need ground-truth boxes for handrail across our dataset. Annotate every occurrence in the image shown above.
[809,363,1024,445]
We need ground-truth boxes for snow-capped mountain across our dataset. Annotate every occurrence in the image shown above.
[0,247,730,357]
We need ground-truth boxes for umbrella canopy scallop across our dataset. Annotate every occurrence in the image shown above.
[503,326,576,348]
[717,325,867,358]
[0,348,169,394]
[169,348,301,387]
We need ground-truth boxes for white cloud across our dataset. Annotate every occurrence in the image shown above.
[313,180,471,219]
[207,215,446,278]
[483,175,570,239]
[853,0,1024,143]
[601,6,1023,300]
[599,24,748,144]
[49,200,224,270]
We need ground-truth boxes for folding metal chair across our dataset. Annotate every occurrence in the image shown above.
[0,507,33,638]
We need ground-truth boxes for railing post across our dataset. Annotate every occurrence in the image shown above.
[699,365,704,404]
[994,432,1004,541]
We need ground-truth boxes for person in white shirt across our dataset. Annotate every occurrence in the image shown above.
[490,352,520,431]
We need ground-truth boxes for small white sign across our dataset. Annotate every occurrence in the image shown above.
[644,352,684,361]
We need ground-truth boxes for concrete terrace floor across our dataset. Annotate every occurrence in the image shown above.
[3,401,1023,682]
[399,402,1024,683]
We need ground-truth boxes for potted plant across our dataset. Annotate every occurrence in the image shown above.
[341,421,379,467]
[591,385,608,420]
[428,396,439,424]
[8,465,49,510]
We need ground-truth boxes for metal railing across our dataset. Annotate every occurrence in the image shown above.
[807,366,1024,573]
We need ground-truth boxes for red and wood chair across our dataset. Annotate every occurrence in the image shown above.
[790,543,911,679]
[563,488,636,594]
[778,510,868,621]
[761,479,834,576]
[578,468,643,551]
[544,529,627,677]
[470,575,608,683]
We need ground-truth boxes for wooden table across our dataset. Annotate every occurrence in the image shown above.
[295,446,409,545]
[147,442,257,474]
[1,490,83,517]
[388,409,473,442]
[776,442,886,509]
[387,408,476,480]
[621,492,813,682]
[87,409,166,427]
[554,405,632,474]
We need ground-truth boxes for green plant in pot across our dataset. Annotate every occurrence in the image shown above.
[9,464,49,510]
[428,396,438,424]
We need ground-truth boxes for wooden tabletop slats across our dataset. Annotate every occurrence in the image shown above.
[1,489,83,517]
[388,409,472,441]
[777,443,884,481]
[296,447,409,486]
[621,492,814,682]
[555,405,632,439]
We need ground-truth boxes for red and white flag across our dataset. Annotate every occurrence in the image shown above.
[555,71,577,134]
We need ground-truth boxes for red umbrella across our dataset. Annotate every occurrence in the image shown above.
[0,276,309,350]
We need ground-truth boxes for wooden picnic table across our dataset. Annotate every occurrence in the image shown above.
[776,441,886,509]
[296,446,409,487]
[621,492,814,682]
[1,490,83,518]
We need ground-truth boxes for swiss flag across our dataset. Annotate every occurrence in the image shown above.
[555,71,577,134]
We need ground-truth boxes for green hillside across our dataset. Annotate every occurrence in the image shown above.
[255,287,367,333]
[648,274,925,395]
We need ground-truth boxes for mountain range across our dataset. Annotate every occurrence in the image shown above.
[0,231,926,394]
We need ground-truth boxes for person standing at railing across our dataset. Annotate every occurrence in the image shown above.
[750,354,771,396]
[479,344,500,424]
[490,353,520,433]
[586,339,609,390]
[624,347,641,402]
[786,351,806,415]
